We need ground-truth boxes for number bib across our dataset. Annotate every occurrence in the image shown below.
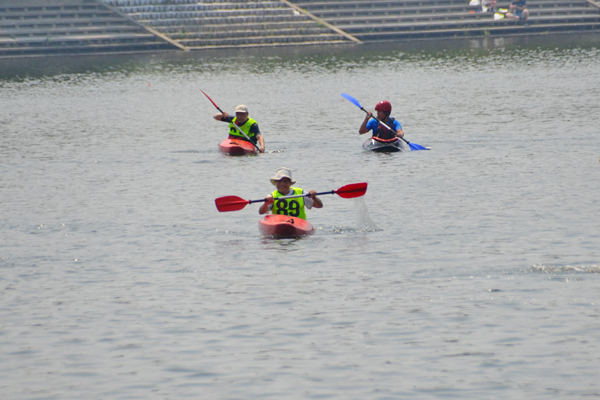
[271,188,307,220]
[274,198,301,217]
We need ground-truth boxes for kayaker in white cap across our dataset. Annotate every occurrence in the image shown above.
[259,167,323,220]
[213,104,265,153]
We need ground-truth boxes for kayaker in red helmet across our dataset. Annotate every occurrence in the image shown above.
[214,104,266,153]
[358,100,404,140]
[259,167,323,220]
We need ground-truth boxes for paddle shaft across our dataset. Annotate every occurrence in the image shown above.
[201,90,260,151]
[248,190,334,205]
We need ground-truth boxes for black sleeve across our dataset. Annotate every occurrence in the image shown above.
[250,122,261,136]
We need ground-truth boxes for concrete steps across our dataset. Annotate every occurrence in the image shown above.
[2,0,599,57]
[0,0,179,57]
[101,0,354,49]
[293,0,600,41]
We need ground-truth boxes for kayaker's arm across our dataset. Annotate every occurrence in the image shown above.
[308,190,323,209]
[359,111,372,134]
[259,195,274,214]
[256,134,265,153]
[396,128,404,139]
[214,111,229,121]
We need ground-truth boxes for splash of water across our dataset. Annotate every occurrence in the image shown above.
[530,264,600,273]
[353,197,381,232]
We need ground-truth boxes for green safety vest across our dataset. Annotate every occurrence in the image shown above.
[229,117,258,143]
[271,187,307,220]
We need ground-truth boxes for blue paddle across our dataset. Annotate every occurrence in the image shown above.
[341,93,429,151]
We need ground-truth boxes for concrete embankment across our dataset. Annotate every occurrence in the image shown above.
[1,0,599,57]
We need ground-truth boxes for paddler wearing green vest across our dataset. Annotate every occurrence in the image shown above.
[259,167,323,220]
[213,104,265,153]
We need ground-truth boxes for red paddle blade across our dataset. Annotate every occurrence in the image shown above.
[215,196,250,212]
[335,182,368,198]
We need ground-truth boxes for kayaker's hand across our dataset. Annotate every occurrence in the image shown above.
[309,190,323,208]
[214,111,228,121]
[259,195,273,214]
[359,113,371,134]
[257,136,265,153]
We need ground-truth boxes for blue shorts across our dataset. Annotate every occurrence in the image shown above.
[515,9,524,18]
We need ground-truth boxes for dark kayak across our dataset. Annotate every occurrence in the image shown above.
[362,137,405,153]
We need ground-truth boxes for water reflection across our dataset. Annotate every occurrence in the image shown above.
[1,33,599,82]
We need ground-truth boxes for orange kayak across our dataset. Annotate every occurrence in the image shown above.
[218,139,257,155]
[258,214,315,238]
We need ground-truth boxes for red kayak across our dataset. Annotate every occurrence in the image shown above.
[218,139,257,155]
[258,214,315,238]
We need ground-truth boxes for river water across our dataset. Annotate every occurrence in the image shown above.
[1,37,600,399]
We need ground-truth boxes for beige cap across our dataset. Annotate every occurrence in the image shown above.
[270,167,296,185]
[235,104,248,113]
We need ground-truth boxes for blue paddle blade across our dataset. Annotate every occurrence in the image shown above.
[408,141,429,151]
[341,93,362,108]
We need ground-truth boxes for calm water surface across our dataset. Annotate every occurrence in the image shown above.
[1,40,600,399]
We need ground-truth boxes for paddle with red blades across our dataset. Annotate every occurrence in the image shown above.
[201,89,261,152]
[341,93,429,151]
[215,182,368,212]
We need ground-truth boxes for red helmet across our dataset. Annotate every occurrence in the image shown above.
[375,100,392,112]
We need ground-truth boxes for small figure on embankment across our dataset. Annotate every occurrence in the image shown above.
[505,0,529,23]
